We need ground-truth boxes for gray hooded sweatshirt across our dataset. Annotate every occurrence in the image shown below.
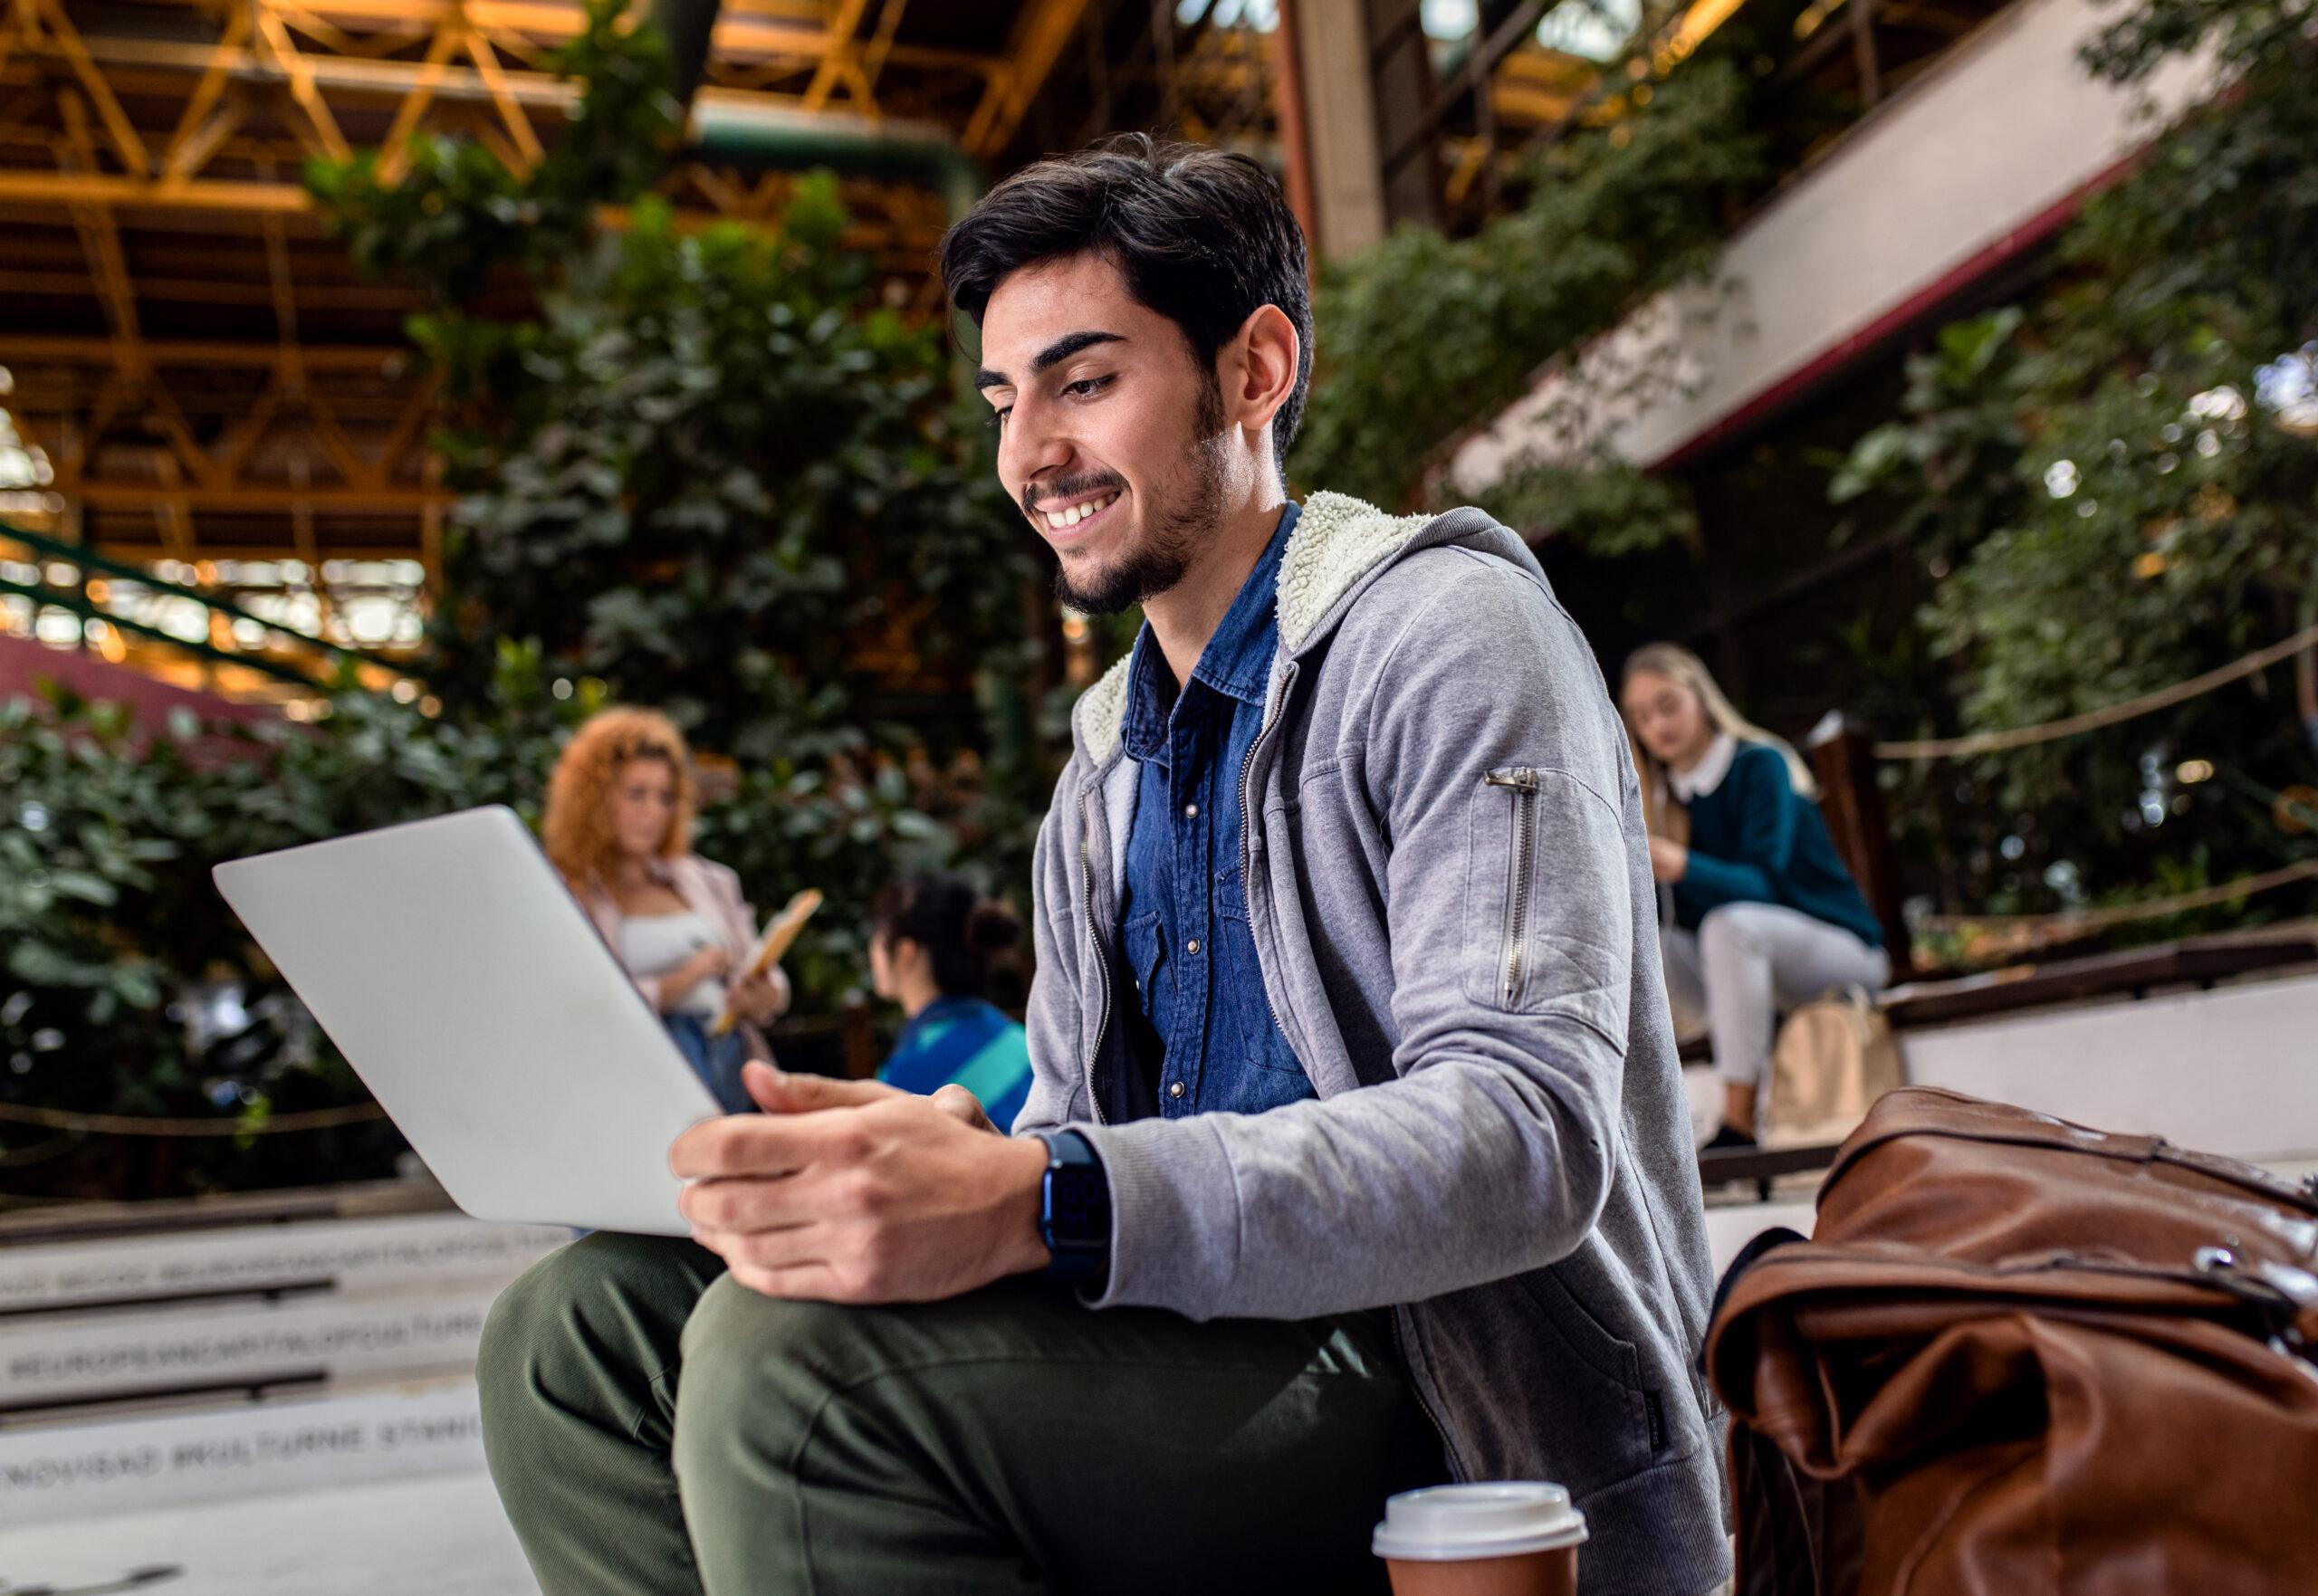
[1017,492,1729,1596]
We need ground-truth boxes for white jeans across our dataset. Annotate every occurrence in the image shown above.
[1662,902,1891,1087]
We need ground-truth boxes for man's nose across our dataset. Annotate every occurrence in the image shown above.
[1000,403,1074,495]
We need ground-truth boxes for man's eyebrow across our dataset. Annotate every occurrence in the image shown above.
[973,330,1127,392]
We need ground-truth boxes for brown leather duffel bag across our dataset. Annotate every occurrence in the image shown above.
[1706,1086,2318,1595]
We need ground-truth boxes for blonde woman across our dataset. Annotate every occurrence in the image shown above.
[542,707,789,1113]
[1621,644,1888,1148]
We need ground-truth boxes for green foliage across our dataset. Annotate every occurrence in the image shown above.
[300,0,1042,942]
[1483,454,1700,558]
[0,0,1050,1197]
[1827,0,2318,921]
[1829,308,2029,554]
[0,677,551,1198]
[416,193,1030,767]
[1291,61,1766,529]
[0,653,964,1198]
[305,0,682,300]
[307,3,1032,779]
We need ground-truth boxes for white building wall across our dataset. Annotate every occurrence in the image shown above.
[1452,0,2217,485]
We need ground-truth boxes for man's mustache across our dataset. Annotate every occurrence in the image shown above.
[1023,473,1127,517]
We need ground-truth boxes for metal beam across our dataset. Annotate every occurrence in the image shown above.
[46,481,449,511]
[0,0,1003,571]
[0,336,408,369]
[31,0,151,175]
[0,170,313,212]
[801,0,875,110]
[1381,0,1547,179]
[963,0,1093,158]
[54,3,1000,91]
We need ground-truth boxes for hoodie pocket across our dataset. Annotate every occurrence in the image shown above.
[1482,768,1542,1007]
[1461,766,1633,1037]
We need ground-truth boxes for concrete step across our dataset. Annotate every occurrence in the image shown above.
[0,1464,537,1595]
[0,1372,493,1527]
[1,1283,511,1414]
[0,1212,570,1315]
[0,1210,569,1421]
[1902,972,2318,1164]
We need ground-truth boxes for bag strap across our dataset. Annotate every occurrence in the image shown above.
[1821,1089,2318,1215]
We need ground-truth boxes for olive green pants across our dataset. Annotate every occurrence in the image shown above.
[476,1233,1446,1595]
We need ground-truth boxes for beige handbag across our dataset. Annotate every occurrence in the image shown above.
[1760,986,1901,1148]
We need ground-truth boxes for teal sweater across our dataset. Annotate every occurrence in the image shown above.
[1672,741,1883,949]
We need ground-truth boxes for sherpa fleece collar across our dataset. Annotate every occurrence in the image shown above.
[1071,491,1438,765]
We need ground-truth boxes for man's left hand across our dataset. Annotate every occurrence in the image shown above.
[670,1062,1050,1303]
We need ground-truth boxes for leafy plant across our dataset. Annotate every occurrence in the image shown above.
[304,0,1047,970]
[413,194,1032,769]
[1825,0,2318,927]
[309,1,1037,782]
[1291,59,1766,534]
[305,0,684,299]
[0,652,969,1200]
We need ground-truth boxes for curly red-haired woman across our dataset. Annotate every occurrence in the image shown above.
[542,707,788,1113]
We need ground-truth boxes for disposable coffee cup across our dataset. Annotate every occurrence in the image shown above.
[1372,1482,1587,1596]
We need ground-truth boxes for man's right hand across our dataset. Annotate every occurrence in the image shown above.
[671,1063,1043,1303]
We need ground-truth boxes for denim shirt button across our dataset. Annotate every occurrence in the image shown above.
[1168,1081,1185,1099]
[1186,939,1201,955]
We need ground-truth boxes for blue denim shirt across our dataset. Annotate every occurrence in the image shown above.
[1115,502,1313,1119]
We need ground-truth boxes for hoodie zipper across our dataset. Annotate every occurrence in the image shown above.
[1387,1305,1465,1478]
[1240,657,1460,1475]
[1483,768,1540,1008]
[1079,787,1114,1125]
[1235,661,1298,1056]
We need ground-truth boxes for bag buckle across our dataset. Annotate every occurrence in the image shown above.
[2195,1246,2318,1362]
[2198,1246,2318,1308]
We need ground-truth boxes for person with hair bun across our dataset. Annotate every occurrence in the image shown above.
[868,870,1032,1132]
[542,706,789,1114]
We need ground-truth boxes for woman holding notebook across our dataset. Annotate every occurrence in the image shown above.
[543,707,789,1113]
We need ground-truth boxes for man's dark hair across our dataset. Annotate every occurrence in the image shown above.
[938,134,1313,468]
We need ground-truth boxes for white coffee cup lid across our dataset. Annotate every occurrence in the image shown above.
[1372,1482,1589,1562]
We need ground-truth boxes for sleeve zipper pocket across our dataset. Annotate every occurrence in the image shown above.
[1483,767,1541,1008]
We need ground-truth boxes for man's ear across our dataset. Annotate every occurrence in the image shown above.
[1223,304,1300,447]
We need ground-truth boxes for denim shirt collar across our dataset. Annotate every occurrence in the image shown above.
[1120,501,1299,760]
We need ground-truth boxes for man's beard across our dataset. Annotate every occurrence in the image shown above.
[1049,377,1230,617]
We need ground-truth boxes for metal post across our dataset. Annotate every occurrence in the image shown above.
[1850,0,1882,106]
[1807,711,1913,977]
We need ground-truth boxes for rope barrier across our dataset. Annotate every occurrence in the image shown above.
[1917,856,2318,943]
[0,1101,388,1137]
[0,1131,81,1167]
[1874,619,2318,761]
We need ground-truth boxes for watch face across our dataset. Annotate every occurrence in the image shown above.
[1048,1166,1111,1247]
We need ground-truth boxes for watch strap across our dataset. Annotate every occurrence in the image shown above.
[1039,1129,1111,1286]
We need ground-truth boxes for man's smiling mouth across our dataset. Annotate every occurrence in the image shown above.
[1040,492,1119,533]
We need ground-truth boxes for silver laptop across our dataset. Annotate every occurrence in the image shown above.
[215,806,721,1235]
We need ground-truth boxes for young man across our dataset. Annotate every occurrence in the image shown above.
[478,137,1729,1596]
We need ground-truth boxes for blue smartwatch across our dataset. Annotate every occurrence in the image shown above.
[1038,1130,1111,1286]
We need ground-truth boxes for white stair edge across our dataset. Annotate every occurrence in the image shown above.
[0,1372,491,1525]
